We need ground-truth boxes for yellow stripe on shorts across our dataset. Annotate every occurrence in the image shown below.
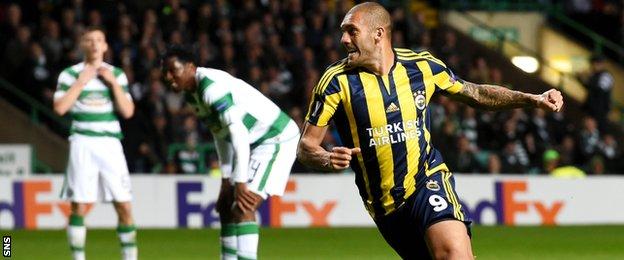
[442,171,464,221]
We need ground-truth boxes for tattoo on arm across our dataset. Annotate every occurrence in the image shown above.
[451,81,538,111]
[297,125,335,172]
[297,145,333,172]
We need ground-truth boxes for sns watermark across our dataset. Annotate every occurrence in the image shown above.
[2,236,10,258]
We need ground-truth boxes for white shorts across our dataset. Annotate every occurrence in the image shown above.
[222,128,299,199]
[61,135,132,203]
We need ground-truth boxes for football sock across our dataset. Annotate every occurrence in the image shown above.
[67,214,86,260]
[221,223,237,260]
[117,224,137,260]
[236,221,259,260]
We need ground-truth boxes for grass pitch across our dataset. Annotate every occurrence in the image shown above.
[4,226,624,259]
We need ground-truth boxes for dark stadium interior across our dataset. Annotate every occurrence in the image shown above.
[0,0,622,175]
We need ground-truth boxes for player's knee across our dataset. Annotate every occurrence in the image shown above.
[430,243,473,260]
[232,207,256,222]
[70,202,92,216]
[113,202,134,224]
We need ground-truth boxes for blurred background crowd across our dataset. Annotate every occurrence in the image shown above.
[0,0,621,175]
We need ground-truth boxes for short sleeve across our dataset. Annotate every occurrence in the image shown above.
[199,76,238,125]
[113,67,133,100]
[305,71,342,127]
[424,58,464,94]
[54,70,75,100]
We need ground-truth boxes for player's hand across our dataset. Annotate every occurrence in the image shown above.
[234,182,258,214]
[77,65,97,86]
[328,147,361,171]
[97,67,117,87]
[536,89,564,112]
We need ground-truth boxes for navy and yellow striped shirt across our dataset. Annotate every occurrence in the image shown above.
[305,48,464,219]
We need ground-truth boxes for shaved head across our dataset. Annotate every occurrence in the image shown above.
[340,2,394,71]
[347,2,392,33]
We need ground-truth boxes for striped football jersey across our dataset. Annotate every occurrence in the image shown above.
[305,48,464,219]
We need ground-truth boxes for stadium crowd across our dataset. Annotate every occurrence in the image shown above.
[0,0,621,175]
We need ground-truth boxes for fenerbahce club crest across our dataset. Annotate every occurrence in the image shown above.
[414,90,426,110]
[426,179,441,191]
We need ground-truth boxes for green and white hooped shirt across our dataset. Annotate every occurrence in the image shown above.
[186,67,298,182]
[54,62,132,139]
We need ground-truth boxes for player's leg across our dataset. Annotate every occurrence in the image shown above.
[63,137,98,260]
[374,204,431,259]
[215,139,238,259]
[235,137,297,260]
[113,201,137,260]
[420,171,473,260]
[96,138,137,260]
[217,179,237,260]
[231,193,263,260]
[67,202,93,260]
[425,220,473,260]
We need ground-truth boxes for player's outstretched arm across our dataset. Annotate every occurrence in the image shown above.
[450,81,564,112]
[297,123,361,172]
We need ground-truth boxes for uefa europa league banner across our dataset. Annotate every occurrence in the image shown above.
[1,175,624,229]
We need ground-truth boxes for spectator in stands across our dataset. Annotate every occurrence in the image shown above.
[134,141,162,173]
[415,30,432,51]
[529,109,552,150]
[543,149,586,178]
[523,133,542,173]
[435,119,458,157]
[25,42,53,103]
[588,156,606,175]
[411,12,427,49]
[501,141,529,174]
[446,135,482,173]
[598,134,620,173]
[487,153,502,174]
[476,110,498,150]
[557,134,579,166]
[40,20,63,70]
[0,1,615,175]
[578,116,601,166]
[438,30,459,61]
[175,136,201,174]
[459,106,478,149]
[3,25,31,83]
[0,3,21,52]
[468,56,491,83]
[581,54,614,132]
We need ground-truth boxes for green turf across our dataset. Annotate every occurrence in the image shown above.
[3,226,624,259]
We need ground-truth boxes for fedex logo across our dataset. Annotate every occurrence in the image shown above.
[0,181,78,229]
[268,181,336,227]
[177,180,337,227]
[176,182,232,227]
[461,181,564,225]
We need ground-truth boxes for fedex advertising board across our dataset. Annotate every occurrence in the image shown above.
[1,175,623,229]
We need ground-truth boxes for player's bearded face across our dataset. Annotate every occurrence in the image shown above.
[341,14,374,67]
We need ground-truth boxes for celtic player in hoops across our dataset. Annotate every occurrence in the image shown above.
[53,27,137,260]
[161,46,300,260]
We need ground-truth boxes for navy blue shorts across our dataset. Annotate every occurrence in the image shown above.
[374,171,472,259]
